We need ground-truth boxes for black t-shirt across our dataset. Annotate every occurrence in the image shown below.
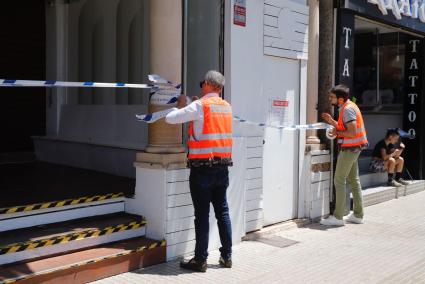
[372,139,395,159]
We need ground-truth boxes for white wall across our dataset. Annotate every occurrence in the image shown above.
[225,0,308,224]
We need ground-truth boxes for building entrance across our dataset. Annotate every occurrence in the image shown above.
[0,1,45,159]
[354,18,407,149]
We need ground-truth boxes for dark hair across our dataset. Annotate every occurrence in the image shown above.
[385,128,400,139]
[330,84,350,102]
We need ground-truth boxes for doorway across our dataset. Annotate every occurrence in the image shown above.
[0,1,136,208]
[0,1,46,160]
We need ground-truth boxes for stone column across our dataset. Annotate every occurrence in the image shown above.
[306,0,320,145]
[137,0,186,167]
[318,0,335,126]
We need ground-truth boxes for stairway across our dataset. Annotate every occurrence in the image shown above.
[354,156,425,207]
[0,192,166,284]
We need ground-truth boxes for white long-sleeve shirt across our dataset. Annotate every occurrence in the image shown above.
[165,93,220,140]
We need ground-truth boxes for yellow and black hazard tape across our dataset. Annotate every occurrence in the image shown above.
[0,239,166,284]
[0,219,146,256]
[0,192,124,215]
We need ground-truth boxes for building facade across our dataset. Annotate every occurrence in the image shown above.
[2,0,327,261]
[333,0,425,179]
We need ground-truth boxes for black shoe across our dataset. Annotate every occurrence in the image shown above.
[180,258,207,272]
[219,256,232,268]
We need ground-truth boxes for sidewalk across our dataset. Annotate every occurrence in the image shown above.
[94,191,425,284]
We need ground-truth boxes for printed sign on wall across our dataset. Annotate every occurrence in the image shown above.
[268,93,294,127]
[234,0,246,27]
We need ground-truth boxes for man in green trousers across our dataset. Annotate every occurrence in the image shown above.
[320,85,368,226]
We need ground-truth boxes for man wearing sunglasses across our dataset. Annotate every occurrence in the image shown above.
[165,70,233,272]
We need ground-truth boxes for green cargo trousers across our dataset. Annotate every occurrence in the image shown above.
[334,150,364,220]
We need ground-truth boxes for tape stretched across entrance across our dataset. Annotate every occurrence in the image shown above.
[0,79,153,89]
[0,76,336,138]
[135,108,336,138]
[0,74,181,90]
[0,75,182,105]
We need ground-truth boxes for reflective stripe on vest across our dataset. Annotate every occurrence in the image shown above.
[188,96,233,159]
[336,100,368,148]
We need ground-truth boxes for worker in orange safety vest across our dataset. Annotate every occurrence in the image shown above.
[165,70,233,272]
[320,84,368,226]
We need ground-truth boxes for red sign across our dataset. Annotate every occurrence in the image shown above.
[273,100,289,107]
[234,0,246,27]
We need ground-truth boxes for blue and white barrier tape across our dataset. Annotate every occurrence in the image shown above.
[135,109,174,123]
[232,115,331,130]
[0,76,180,105]
[0,79,153,89]
[0,74,181,90]
[135,109,336,139]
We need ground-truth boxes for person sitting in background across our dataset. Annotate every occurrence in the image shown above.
[369,128,409,187]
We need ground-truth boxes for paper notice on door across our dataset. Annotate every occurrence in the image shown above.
[268,92,295,127]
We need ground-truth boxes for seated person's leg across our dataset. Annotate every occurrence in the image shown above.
[395,157,409,184]
[385,158,398,186]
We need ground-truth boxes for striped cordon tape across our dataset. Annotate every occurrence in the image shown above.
[0,79,153,89]
[135,108,336,139]
[0,76,335,138]
[0,74,179,90]
[0,75,181,104]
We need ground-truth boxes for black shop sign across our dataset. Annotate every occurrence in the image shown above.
[403,37,424,178]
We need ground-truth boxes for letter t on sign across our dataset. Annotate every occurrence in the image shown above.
[408,93,418,104]
[343,27,352,49]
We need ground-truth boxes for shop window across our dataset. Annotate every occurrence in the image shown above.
[353,31,405,113]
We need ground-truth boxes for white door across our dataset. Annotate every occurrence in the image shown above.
[262,58,300,225]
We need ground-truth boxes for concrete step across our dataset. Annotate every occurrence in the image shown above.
[0,192,125,232]
[352,180,425,207]
[0,237,166,284]
[359,172,388,188]
[0,212,146,266]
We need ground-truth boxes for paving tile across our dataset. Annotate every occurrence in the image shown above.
[93,191,425,284]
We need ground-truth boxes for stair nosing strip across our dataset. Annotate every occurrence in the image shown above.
[0,192,124,215]
[0,239,166,284]
[0,201,124,222]
[0,219,147,255]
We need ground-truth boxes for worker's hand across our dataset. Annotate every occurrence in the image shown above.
[321,113,333,124]
[177,95,187,109]
[191,96,199,101]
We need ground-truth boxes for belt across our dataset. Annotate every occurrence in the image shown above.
[187,158,233,168]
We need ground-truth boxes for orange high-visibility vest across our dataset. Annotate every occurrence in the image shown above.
[187,96,233,160]
[336,100,368,148]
